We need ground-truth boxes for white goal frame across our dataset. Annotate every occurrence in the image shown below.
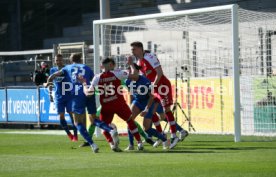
[93,4,241,142]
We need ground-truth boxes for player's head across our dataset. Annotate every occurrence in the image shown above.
[102,57,116,71]
[130,41,144,57]
[54,54,63,67]
[70,53,82,64]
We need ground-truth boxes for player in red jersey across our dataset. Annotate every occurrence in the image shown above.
[82,58,143,151]
[128,41,186,147]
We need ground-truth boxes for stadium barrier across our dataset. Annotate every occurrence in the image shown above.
[0,86,71,125]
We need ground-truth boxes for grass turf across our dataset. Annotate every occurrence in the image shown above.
[0,130,276,177]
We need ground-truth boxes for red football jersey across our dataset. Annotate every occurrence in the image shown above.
[90,69,128,105]
[137,52,165,84]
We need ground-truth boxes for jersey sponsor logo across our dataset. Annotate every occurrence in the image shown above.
[100,76,116,82]
[55,76,65,82]
[154,61,159,66]
[102,95,118,103]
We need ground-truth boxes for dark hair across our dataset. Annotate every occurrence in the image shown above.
[56,54,63,58]
[144,50,151,53]
[102,57,115,65]
[130,41,144,50]
[70,53,82,63]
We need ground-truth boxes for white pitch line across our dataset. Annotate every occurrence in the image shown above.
[0,130,67,135]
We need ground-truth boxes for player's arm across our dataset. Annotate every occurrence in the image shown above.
[45,70,62,87]
[124,79,134,105]
[140,82,154,117]
[140,92,154,117]
[83,83,94,97]
[144,53,163,87]
[46,68,56,102]
[128,64,139,80]
[152,66,163,87]
[129,95,133,105]
[126,55,139,80]
[48,84,54,102]
[78,76,93,96]
[83,67,96,96]
[79,74,99,97]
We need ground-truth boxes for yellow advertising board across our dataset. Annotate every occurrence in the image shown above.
[90,77,234,134]
[173,78,234,134]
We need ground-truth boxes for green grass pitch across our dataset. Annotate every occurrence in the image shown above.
[0,130,276,177]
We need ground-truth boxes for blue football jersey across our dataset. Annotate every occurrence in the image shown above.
[62,63,94,96]
[50,66,72,100]
[125,75,151,101]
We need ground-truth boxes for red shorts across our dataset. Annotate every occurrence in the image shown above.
[154,77,173,107]
[100,101,132,124]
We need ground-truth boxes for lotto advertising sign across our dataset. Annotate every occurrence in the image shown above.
[6,89,38,122]
[39,88,72,124]
[112,77,234,134]
[0,89,6,122]
[171,78,234,134]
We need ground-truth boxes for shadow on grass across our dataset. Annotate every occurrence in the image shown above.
[123,149,215,154]
[177,143,276,151]
[185,146,276,151]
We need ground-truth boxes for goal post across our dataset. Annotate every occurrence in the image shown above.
[231,4,241,142]
[93,4,276,141]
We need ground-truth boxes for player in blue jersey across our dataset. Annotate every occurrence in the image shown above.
[46,53,118,153]
[48,54,78,141]
[124,63,170,150]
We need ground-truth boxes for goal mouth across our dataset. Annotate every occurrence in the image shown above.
[93,4,276,140]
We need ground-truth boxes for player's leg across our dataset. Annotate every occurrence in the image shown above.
[68,112,78,141]
[86,96,118,149]
[66,98,78,141]
[130,100,154,145]
[125,101,146,150]
[99,109,120,152]
[130,102,148,139]
[157,110,189,141]
[87,96,115,133]
[143,104,168,149]
[125,128,135,151]
[99,106,114,143]
[156,101,188,138]
[56,101,73,141]
[60,112,74,140]
[87,106,100,139]
[88,116,96,138]
[151,102,163,133]
[78,114,95,148]
[86,105,101,140]
[72,96,98,153]
[135,121,153,144]
[156,80,179,149]
[116,102,143,150]
[87,96,119,146]
[72,113,98,152]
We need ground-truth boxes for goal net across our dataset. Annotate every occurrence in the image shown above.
[93,4,276,140]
